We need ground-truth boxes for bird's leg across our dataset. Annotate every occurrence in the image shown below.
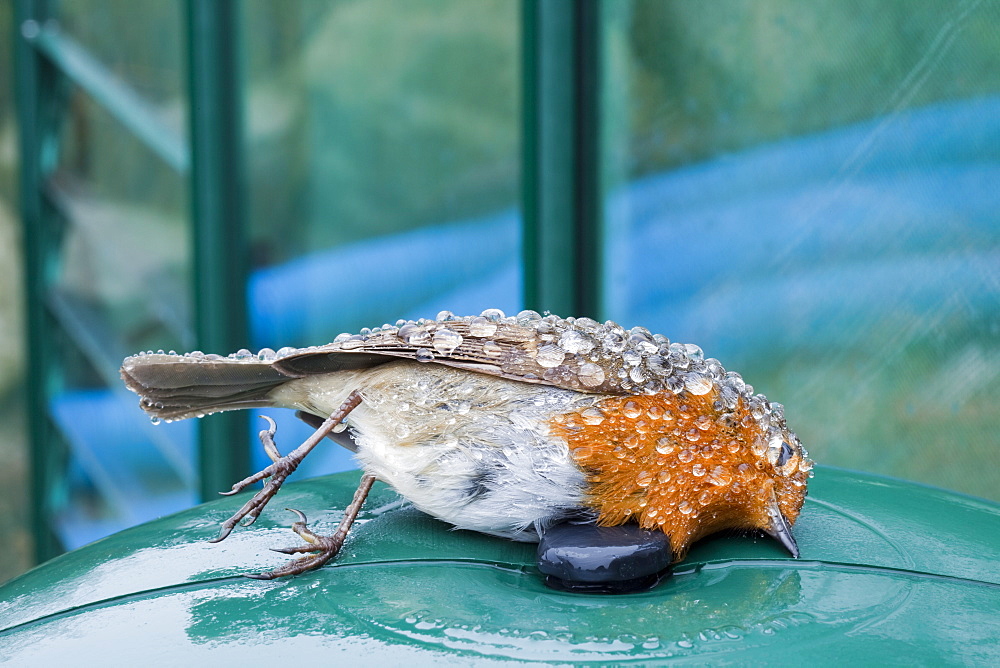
[210,390,363,543]
[247,473,377,580]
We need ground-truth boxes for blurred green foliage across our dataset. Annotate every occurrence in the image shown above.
[240,0,520,265]
[624,0,1000,173]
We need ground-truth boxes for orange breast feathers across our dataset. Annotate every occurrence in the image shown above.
[552,389,811,557]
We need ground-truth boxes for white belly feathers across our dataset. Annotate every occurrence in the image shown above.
[268,361,603,540]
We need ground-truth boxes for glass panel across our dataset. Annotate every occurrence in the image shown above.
[43,11,195,548]
[58,0,187,120]
[605,1,1000,500]
[241,0,523,475]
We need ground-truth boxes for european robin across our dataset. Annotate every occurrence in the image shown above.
[121,309,812,579]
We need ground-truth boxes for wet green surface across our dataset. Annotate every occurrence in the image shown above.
[2,466,999,664]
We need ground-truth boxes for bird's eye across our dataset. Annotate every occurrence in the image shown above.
[776,441,794,467]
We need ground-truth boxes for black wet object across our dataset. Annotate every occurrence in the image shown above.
[536,522,673,594]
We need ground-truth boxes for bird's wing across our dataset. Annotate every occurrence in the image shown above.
[270,314,661,396]
[122,312,677,419]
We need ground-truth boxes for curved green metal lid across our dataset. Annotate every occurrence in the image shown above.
[2,466,999,664]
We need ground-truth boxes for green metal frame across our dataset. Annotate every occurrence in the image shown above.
[185,0,250,501]
[14,0,63,562]
[15,0,251,560]
[522,0,604,319]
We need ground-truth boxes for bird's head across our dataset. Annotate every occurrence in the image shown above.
[555,384,813,559]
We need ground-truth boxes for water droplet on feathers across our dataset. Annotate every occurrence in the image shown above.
[433,329,463,355]
[535,345,566,368]
[468,316,497,337]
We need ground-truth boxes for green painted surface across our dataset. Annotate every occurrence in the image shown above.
[2,466,999,663]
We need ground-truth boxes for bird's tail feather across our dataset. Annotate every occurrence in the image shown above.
[120,353,297,421]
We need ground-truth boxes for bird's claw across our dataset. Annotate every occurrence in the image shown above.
[210,419,304,543]
[259,415,281,463]
[245,508,347,580]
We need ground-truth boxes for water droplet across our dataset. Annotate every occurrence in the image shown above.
[622,401,642,419]
[455,400,472,415]
[436,310,456,321]
[577,362,606,387]
[766,434,786,466]
[685,429,701,442]
[636,470,654,487]
[580,407,605,425]
[516,309,542,325]
[482,341,503,357]
[657,470,672,483]
[622,350,642,366]
[646,355,671,376]
[480,308,505,321]
[698,490,713,505]
[695,414,713,431]
[629,327,658,354]
[400,324,431,346]
[656,437,674,455]
[684,343,704,361]
[719,385,739,410]
[678,501,693,515]
[558,329,594,354]
[708,466,732,486]
[692,463,706,477]
[332,422,348,433]
[468,316,497,338]
[678,449,694,463]
[602,329,627,353]
[433,328,463,355]
[149,416,161,426]
[415,348,435,362]
[685,374,713,395]
[666,375,686,394]
[629,367,647,383]
[395,424,411,438]
[535,344,566,368]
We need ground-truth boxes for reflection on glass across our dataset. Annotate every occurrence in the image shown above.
[604,1,1000,499]
[240,1,523,477]
[59,0,187,116]
[44,4,195,548]
[241,0,523,349]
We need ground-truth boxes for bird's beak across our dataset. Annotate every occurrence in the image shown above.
[764,491,800,558]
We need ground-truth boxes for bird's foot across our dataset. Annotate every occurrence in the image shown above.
[245,509,346,579]
[210,418,302,542]
[247,474,377,579]
[210,391,363,543]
